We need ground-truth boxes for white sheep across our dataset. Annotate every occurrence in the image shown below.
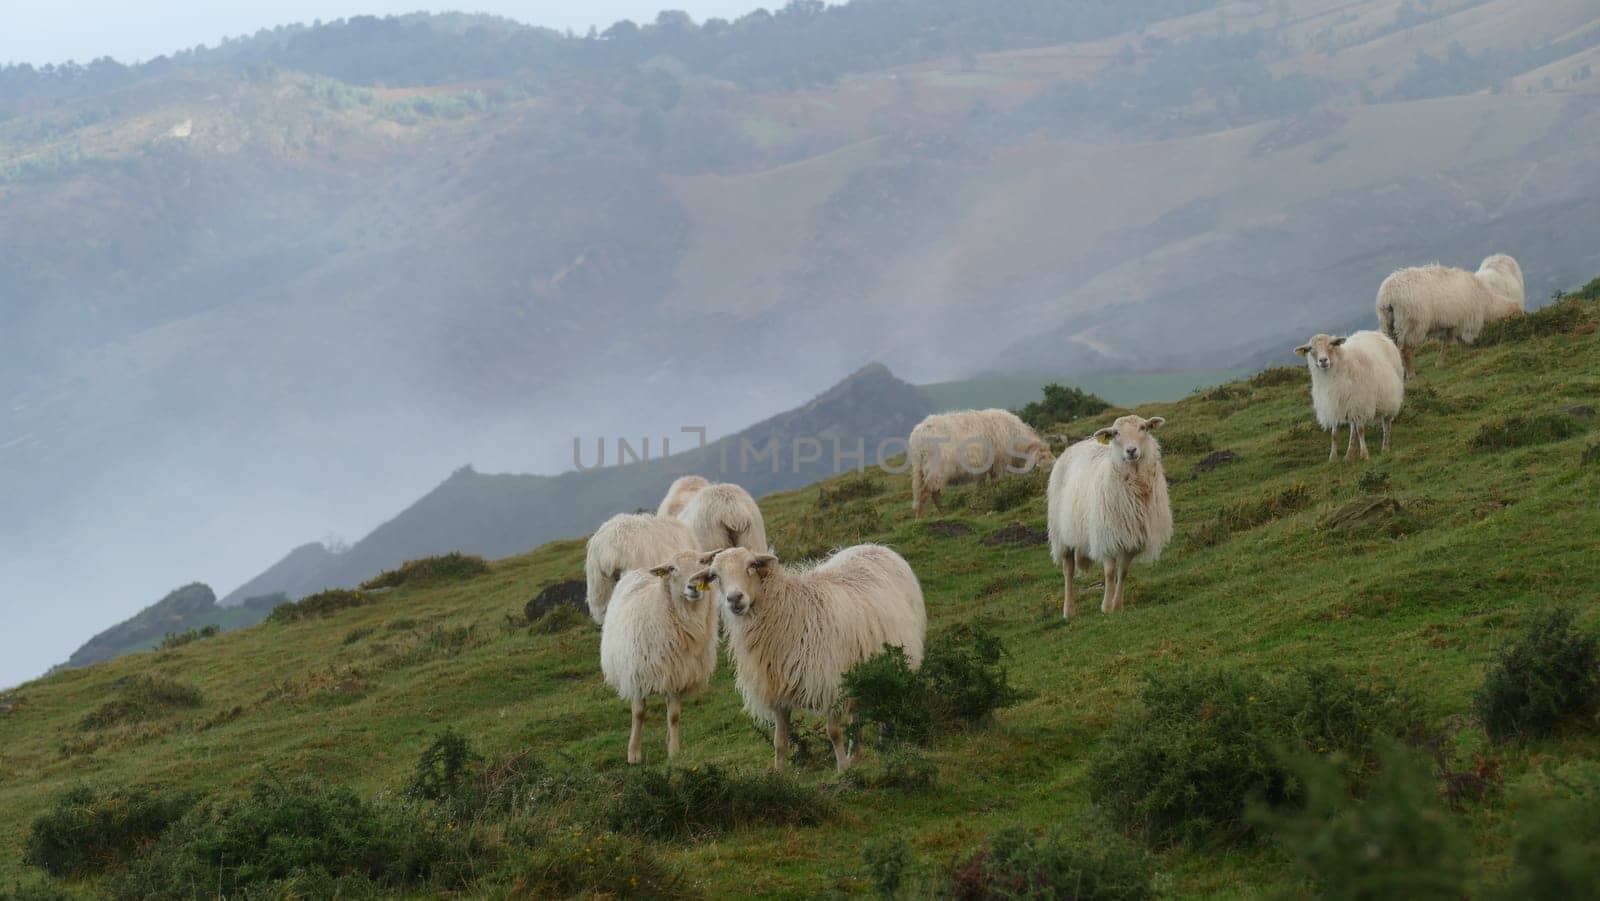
[699,544,926,772]
[678,482,770,553]
[1047,414,1173,619]
[908,409,1055,517]
[1376,256,1524,377]
[656,475,709,518]
[1295,331,1405,462]
[599,550,720,764]
[584,512,697,625]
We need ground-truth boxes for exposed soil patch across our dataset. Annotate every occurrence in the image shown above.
[924,520,975,538]
[1194,450,1238,474]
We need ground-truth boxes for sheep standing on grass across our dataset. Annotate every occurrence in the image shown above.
[1376,255,1525,377]
[699,545,926,772]
[1047,415,1173,619]
[600,550,720,764]
[678,482,770,553]
[656,475,709,518]
[908,409,1056,517]
[584,513,697,625]
[1295,331,1405,462]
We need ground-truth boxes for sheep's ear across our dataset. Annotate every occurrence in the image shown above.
[1094,428,1115,445]
[1294,344,1311,357]
[649,564,674,579]
[697,551,720,566]
[1145,417,1165,431]
[750,554,777,572]
[687,569,712,589]
[1331,336,1346,347]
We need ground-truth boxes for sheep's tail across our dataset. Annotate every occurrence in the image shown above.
[1378,298,1397,342]
[584,551,616,625]
[725,525,741,549]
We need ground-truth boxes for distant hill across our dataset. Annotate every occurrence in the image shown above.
[57,583,271,670]
[221,362,931,604]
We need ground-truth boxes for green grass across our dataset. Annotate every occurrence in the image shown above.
[3,286,1599,896]
[918,370,1245,412]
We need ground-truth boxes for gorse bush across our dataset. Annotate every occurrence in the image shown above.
[605,764,830,840]
[1263,740,1467,900]
[944,826,1153,901]
[268,588,374,623]
[407,728,481,804]
[115,779,481,897]
[1500,768,1600,899]
[495,827,686,898]
[843,625,1025,748]
[79,675,203,731]
[23,785,195,877]
[1476,284,1594,346]
[1017,383,1110,431]
[361,552,491,590]
[1473,607,1600,742]
[1089,666,1420,847]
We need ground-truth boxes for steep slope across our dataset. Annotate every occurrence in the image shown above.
[55,584,269,670]
[4,278,1596,896]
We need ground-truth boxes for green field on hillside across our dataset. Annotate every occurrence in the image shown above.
[3,281,1599,897]
[919,370,1244,412]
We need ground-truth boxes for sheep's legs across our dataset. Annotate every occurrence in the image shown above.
[1381,418,1392,453]
[628,697,647,765]
[1437,330,1454,367]
[1110,555,1131,611]
[1401,344,1416,379]
[1357,424,1370,460]
[1102,558,1129,613]
[1329,426,1339,462]
[1062,552,1077,619]
[826,703,859,772]
[772,707,792,772]
[666,693,682,758]
[1345,423,1358,461]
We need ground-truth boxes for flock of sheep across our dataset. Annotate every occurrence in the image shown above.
[584,253,1526,770]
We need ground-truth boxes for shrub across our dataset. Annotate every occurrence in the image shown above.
[79,675,203,730]
[1501,768,1600,898]
[530,604,589,635]
[605,765,830,840]
[977,469,1048,513]
[1357,469,1392,493]
[407,728,482,804]
[1089,666,1420,847]
[524,580,586,623]
[493,827,685,897]
[1017,384,1110,431]
[361,552,491,590]
[268,588,374,624]
[158,624,221,650]
[1263,740,1467,900]
[1469,413,1585,452]
[116,779,480,897]
[818,472,885,509]
[843,626,1025,748]
[864,834,913,898]
[23,785,195,877]
[1473,607,1600,742]
[944,826,1153,900]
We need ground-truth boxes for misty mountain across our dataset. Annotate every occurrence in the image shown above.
[7,0,1600,684]
[57,583,272,670]
[219,361,931,607]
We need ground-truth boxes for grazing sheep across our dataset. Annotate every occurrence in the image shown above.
[1295,331,1406,463]
[1376,257,1525,377]
[1047,415,1173,619]
[678,482,770,553]
[656,475,709,518]
[699,544,926,772]
[584,513,697,625]
[600,550,720,764]
[908,409,1056,517]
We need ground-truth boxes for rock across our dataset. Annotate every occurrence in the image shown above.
[1323,496,1403,532]
[981,523,1049,547]
[1560,404,1595,418]
[1194,450,1238,474]
[525,580,587,623]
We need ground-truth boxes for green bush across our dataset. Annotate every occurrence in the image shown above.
[1089,666,1420,847]
[864,834,913,898]
[492,827,686,897]
[407,728,482,804]
[1473,607,1600,742]
[605,765,830,840]
[843,625,1025,748]
[1264,740,1467,900]
[1017,384,1110,431]
[116,779,480,897]
[943,826,1153,900]
[1357,469,1392,493]
[361,552,491,590]
[977,470,1048,513]
[1469,413,1585,452]
[23,785,195,877]
[79,675,203,730]
[158,624,221,650]
[268,588,375,624]
[1500,769,1600,898]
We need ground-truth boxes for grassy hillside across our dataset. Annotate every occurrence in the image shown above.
[3,279,1599,896]
[918,370,1243,412]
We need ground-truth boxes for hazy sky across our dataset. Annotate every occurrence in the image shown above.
[0,2,768,65]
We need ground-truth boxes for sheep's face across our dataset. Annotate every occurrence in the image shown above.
[1294,334,1346,372]
[648,550,718,606]
[1021,438,1055,470]
[696,547,778,618]
[1093,415,1165,466]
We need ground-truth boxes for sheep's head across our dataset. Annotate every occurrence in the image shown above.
[1294,334,1346,372]
[1020,437,1055,470]
[693,546,778,618]
[1093,414,1165,466]
[648,550,718,606]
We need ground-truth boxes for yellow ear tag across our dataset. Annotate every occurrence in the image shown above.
[1096,434,1111,445]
